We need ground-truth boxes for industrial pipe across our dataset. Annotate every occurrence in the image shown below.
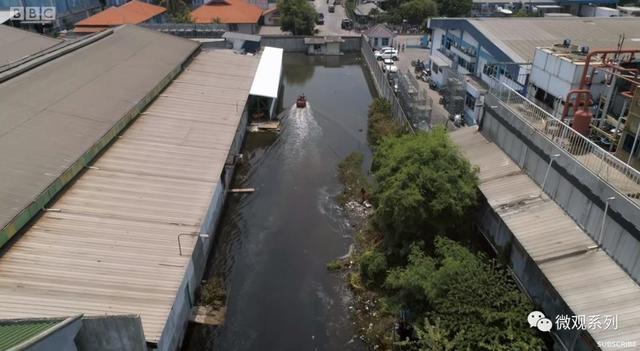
[561,48,640,132]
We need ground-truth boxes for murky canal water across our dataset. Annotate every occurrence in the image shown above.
[182,54,375,351]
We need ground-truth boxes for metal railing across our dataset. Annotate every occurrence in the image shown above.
[141,23,228,38]
[360,37,415,133]
[489,81,640,203]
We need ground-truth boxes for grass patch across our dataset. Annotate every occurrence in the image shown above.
[200,277,226,309]
[368,98,403,146]
[337,152,372,204]
[326,259,347,271]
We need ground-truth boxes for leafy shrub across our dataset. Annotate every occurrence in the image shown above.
[360,249,388,287]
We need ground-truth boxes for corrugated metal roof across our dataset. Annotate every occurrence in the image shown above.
[453,17,640,62]
[191,0,263,24]
[222,31,261,42]
[0,25,199,247]
[250,46,282,99]
[364,23,396,38]
[0,49,259,344]
[0,318,64,350]
[0,25,62,66]
[75,0,166,29]
[450,127,640,350]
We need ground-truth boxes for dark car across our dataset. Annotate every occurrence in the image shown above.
[328,4,335,12]
[341,18,353,30]
[317,13,324,24]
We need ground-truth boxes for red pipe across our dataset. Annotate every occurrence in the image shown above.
[561,48,640,121]
[561,89,591,122]
[579,49,640,89]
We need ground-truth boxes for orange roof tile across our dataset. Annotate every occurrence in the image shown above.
[75,0,166,28]
[191,0,263,24]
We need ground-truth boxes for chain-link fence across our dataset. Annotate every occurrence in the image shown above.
[141,23,228,38]
[442,67,466,118]
[361,38,415,133]
[397,69,432,131]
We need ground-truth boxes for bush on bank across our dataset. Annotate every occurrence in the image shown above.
[338,99,548,350]
[368,97,403,146]
[372,127,479,256]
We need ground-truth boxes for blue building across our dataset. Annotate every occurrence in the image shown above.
[427,17,640,124]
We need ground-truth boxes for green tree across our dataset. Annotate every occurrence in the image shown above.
[278,0,317,35]
[372,128,478,253]
[359,249,388,287]
[386,238,546,351]
[435,0,472,17]
[398,0,438,25]
[159,0,193,23]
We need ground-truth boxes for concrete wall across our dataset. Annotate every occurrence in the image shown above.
[476,197,595,351]
[26,318,82,351]
[75,315,146,351]
[155,106,250,351]
[261,35,361,53]
[482,94,640,282]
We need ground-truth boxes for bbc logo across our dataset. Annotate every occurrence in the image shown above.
[9,7,56,22]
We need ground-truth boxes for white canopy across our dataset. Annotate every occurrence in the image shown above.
[250,46,283,99]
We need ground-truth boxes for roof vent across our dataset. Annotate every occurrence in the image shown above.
[580,46,590,54]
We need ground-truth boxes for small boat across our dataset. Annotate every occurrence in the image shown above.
[296,94,307,108]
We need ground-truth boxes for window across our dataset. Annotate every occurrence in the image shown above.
[465,93,476,110]
[314,44,322,51]
[373,37,379,46]
[483,64,497,77]
[381,37,389,46]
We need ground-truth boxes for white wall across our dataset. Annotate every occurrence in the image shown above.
[430,27,445,52]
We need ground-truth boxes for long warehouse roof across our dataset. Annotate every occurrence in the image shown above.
[0,49,260,344]
[0,24,62,65]
[0,25,199,247]
[431,17,640,63]
[450,128,640,350]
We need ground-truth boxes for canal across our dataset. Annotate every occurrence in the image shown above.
[182,53,375,351]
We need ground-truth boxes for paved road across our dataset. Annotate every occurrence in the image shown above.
[394,37,452,128]
[312,0,352,36]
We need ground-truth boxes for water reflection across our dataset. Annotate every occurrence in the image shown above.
[182,53,375,351]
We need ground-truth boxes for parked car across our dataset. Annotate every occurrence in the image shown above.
[375,48,398,61]
[387,71,399,93]
[341,18,353,30]
[317,13,324,24]
[382,58,398,73]
[328,4,335,12]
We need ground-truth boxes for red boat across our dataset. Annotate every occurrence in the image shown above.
[296,94,307,108]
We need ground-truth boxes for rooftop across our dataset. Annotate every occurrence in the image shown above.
[0,25,62,66]
[430,17,640,63]
[250,46,283,99]
[191,0,263,24]
[364,23,396,38]
[0,25,198,248]
[0,316,73,350]
[0,49,260,344]
[450,127,640,350]
[75,0,166,32]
